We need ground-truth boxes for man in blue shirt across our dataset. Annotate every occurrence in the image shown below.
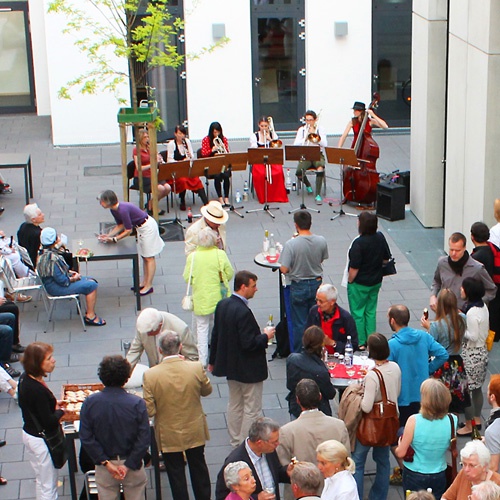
[80,355,150,500]
[387,304,448,484]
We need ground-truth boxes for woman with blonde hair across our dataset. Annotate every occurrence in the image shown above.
[316,439,359,499]
[396,378,457,499]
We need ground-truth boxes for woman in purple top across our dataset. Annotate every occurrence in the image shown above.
[223,461,257,500]
[98,190,165,296]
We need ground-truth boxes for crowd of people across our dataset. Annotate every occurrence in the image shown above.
[2,165,500,500]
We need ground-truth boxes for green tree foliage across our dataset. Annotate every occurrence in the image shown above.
[48,0,185,109]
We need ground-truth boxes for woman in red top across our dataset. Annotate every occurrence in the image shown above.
[132,129,171,214]
[337,101,388,148]
[200,122,231,207]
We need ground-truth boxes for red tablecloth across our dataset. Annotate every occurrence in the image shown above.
[329,363,365,380]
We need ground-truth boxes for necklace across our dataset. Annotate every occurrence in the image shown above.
[375,360,389,366]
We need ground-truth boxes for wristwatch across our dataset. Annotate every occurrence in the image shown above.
[101,460,109,466]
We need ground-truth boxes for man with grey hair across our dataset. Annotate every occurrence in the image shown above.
[305,283,359,354]
[17,203,45,268]
[215,417,291,500]
[278,379,349,500]
[126,308,198,369]
[290,461,322,499]
[143,332,212,500]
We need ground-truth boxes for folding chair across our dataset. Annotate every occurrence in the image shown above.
[38,271,87,332]
[0,256,42,302]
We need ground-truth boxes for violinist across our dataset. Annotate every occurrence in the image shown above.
[165,125,208,211]
[200,122,231,207]
[338,101,388,149]
[293,110,328,205]
[249,117,288,204]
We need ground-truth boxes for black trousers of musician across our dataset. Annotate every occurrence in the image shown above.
[162,445,211,500]
[214,171,231,198]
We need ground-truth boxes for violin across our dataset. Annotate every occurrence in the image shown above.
[343,92,381,204]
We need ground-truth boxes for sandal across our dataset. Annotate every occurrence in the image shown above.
[84,315,106,327]
[0,476,7,486]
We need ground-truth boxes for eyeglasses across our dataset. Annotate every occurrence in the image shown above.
[460,462,482,469]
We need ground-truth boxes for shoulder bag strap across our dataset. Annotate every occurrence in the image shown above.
[448,413,458,475]
[186,251,195,296]
[373,368,389,404]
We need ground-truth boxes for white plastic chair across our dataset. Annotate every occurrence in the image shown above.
[0,256,42,302]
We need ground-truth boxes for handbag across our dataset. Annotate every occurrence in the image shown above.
[356,368,399,447]
[382,257,397,276]
[486,329,495,351]
[182,252,195,311]
[445,413,458,487]
[30,410,68,469]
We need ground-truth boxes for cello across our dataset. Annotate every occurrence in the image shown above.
[343,93,381,204]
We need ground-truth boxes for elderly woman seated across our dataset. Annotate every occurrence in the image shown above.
[442,440,500,500]
[223,461,257,500]
[37,227,106,326]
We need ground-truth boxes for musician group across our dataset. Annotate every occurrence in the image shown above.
[131,100,388,211]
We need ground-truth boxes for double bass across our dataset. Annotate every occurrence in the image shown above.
[343,93,381,204]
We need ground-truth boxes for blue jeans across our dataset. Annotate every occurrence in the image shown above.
[0,312,15,362]
[352,440,390,500]
[402,467,447,500]
[290,278,321,353]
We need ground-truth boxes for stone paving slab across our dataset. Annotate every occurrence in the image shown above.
[0,115,498,499]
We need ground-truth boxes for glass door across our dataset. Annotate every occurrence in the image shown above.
[0,1,36,113]
[250,1,305,131]
[372,0,412,127]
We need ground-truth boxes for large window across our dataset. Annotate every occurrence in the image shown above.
[0,1,36,113]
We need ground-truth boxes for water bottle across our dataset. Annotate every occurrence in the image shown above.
[285,168,292,192]
[263,230,270,254]
[292,181,297,191]
[187,207,193,223]
[344,335,353,367]
[243,180,249,201]
[235,190,242,203]
[269,233,277,258]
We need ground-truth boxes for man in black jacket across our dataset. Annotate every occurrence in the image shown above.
[209,271,275,447]
[305,283,359,354]
[215,417,290,500]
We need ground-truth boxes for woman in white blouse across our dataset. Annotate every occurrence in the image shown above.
[316,440,359,500]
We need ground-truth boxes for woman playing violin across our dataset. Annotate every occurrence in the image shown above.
[338,101,388,148]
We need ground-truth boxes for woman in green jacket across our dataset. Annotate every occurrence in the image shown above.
[183,227,233,367]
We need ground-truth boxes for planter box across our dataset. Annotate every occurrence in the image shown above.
[117,107,158,124]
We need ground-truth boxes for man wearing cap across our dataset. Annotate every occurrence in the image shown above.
[126,308,198,370]
[338,100,388,149]
[184,200,228,255]
[293,110,328,205]
[17,203,45,268]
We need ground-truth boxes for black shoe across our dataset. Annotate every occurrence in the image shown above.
[0,440,5,447]
[0,363,20,377]
[11,343,25,353]
[9,353,20,363]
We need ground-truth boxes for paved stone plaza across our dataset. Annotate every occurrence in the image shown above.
[0,115,497,500]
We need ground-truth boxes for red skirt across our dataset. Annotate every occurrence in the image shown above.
[252,164,289,204]
[167,177,203,193]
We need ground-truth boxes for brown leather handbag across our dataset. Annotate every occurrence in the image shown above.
[356,368,399,447]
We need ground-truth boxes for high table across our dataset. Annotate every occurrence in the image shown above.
[73,237,141,311]
[0,153,33,204]
[254,252,285,321]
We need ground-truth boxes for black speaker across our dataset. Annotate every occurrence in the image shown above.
[395,171,410,204]
[376,182,406,221]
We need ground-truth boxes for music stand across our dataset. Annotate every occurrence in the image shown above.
[222,152,248,218]
[158,160,191,228]
[325,147,360,221]
[246,148,283,219]
[191,155,226,205]
[284,145,322,213]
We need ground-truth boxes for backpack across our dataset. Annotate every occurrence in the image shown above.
[487,242,500,284]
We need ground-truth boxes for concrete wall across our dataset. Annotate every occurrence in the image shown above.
[410,0,447,228]
[444,0,500,242]
[33,0,375,145]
